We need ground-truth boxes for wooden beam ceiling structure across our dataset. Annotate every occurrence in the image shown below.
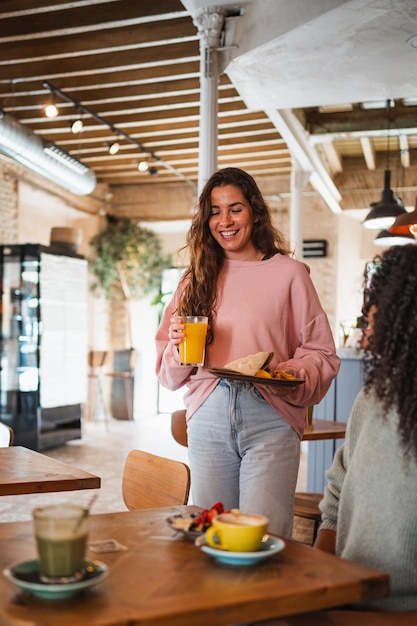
[0,0,417,216]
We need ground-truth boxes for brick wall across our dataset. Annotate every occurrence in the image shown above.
[0,163,19,244]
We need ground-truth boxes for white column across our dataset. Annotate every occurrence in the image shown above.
[290,159,311,258]
[193,8,226,195]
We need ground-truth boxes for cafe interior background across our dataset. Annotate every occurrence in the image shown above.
[1,0,417,446]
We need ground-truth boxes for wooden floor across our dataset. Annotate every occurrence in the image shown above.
[0,414,313,544]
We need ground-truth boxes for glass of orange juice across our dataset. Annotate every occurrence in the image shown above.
[179,316,208,366]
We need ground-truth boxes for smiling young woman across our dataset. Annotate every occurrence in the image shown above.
[208,184,260,261]
[155,167,340,538]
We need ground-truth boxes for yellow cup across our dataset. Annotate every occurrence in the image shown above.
[204,512,269,552]
[179,316,208,366]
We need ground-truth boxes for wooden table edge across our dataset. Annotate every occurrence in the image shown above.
[303,418,347,441]
[0,476,100,496]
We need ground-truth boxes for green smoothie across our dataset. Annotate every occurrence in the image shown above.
[33,503,89,582]
[36,534,87,579]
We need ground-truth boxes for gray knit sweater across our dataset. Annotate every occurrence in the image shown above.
[319,387,417,612]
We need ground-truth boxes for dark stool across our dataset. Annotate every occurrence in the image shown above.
[294,492,323,543]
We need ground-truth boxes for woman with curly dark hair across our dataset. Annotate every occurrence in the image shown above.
[308,244,417,622]
[156,167,340,537]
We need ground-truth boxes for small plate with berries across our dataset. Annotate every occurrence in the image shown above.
[166,502,225,542]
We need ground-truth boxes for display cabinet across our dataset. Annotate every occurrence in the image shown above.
[0,244,88,450]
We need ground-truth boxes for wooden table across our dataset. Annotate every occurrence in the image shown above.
[303,418,346,441]
[0,506,389,626]
[0,446,100,496]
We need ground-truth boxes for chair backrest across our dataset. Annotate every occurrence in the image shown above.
[0,423,14,447]
[112,348,137,373]
[122,449,191,510]
[171,409,188,447]
[88,350,108,369]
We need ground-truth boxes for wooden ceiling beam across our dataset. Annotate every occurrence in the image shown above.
[18,99,251,135]
[305,100,417,134]
[399,135,410,168]
[317,141,343,175]
[1,76,203,110]
[15,87,239,122]
[359,137,376,170]
[0,17,196,62]
[0,40,199,82]
[0,0,187,40]
[0,62,202,100]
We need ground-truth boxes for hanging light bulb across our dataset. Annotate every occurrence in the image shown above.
[71,118,83,133]
[138,160,149,172]
[108,142,120,155]
[362,100,407,229]
[45,102,58,118]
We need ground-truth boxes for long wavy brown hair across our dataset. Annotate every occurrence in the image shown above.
[362,244,417,458]
[177,167,290,342]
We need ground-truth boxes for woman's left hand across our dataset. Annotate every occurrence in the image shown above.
[262,366,304,396]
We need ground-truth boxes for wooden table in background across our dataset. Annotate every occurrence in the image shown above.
[0,506,389,626]
[303,418,346,441]
[0,446,100,496]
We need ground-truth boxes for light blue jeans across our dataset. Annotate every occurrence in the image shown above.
[187,379,300,538]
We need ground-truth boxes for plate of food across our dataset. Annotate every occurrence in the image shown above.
[166,502,225,542]
[208,351,304,388]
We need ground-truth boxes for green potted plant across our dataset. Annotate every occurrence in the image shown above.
[88,216,172,418]
[89,215,171,303]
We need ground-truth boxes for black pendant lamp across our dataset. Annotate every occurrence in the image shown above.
[362,100,407,230]
[373,228,416,247]
[389,196,417,235]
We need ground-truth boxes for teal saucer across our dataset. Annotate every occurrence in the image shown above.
[199,536,285,566]
[3,559,108,599]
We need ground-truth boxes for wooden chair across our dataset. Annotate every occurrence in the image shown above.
[0,423,14,447]
[88,350,109,426]
[293,492,322,543]
[107,349,137,420]
[170,407,322,543]
[122,449,191,510]
[171,409,188,447]
[293,407,322,544]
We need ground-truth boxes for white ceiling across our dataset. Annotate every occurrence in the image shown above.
[2,0,417,218]
[184,0,417,109]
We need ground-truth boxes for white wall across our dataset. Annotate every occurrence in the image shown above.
[336,214,365,346]
[17,181,110,351]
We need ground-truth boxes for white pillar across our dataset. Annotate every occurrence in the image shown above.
[290,159,311,258]
[193,8,226,195]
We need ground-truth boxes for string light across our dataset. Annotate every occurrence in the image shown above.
[71,118,83,133]
[42,80,191,184]
[108,142,120,155]
[138,160,149,172]
[45,103,58,118]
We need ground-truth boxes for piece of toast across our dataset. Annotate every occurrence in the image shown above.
[224,351,274,376]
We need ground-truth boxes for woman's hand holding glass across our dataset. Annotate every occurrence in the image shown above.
[169,316,185,346]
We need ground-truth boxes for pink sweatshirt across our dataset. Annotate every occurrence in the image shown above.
[155,254,340,437]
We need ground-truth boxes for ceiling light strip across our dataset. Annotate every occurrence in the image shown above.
[43,81,195,187]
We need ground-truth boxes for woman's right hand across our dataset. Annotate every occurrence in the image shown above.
[168,316,185,346]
